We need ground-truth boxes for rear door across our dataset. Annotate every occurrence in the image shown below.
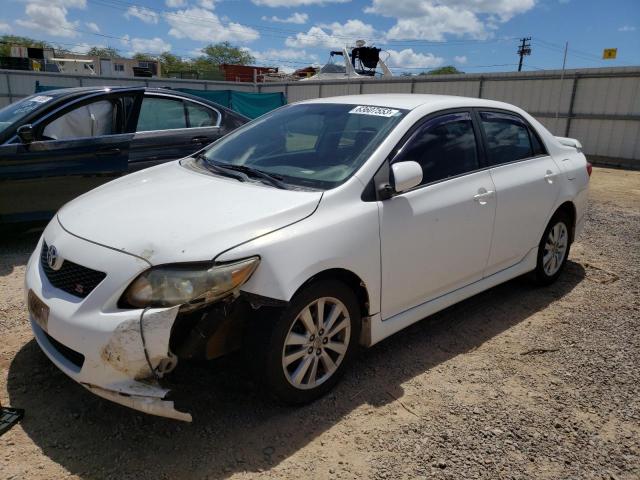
[476,110,561,276]
[128,93,223,172]
[0,93,133,224]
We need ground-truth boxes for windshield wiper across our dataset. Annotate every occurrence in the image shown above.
[193,153,247,183]
[209,162,289,190]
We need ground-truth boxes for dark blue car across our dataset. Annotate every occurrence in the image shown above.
[0,86,248,229]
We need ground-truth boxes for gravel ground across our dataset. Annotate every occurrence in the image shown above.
[1,167,638,480]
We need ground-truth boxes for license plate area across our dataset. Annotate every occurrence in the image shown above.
[28,289,49,332]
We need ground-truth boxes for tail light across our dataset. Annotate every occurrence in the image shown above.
[586,162,593,177]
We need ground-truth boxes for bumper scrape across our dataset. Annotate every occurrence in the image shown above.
[83,383,192,422]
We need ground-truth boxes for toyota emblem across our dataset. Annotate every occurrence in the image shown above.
[47,245,62,270]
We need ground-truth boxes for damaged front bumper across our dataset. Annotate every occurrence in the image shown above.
[25,219,192,422]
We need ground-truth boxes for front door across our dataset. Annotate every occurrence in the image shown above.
[379,112,496,319]
[0,96,130,224]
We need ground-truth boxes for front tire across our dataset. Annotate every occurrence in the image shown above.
[257,280,361,405]
[534,211,571,285]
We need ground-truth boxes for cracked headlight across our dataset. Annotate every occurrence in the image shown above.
[121,257,260,310]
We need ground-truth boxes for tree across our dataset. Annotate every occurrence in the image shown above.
[0,35,51,57]
[422,65,464,75]
[200,41,255,66]
[86,46,121,58]
[132,53,155,61]
[157,52,189,75]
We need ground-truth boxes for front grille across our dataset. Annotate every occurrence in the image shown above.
[40,242,107,298]
[43,330,85,369]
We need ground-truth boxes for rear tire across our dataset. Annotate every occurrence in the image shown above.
[533,211,571,285]
[254,280,360,405]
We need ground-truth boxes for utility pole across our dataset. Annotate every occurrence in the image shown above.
[555,41,569,120]
[517,37,532,71]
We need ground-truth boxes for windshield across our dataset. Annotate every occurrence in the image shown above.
[198,103,407,190]
[0,94,54,135]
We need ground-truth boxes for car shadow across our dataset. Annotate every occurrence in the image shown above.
[6,261,586,479]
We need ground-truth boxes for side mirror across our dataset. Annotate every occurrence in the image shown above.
[391,161,423,193]
[17,124,35,144]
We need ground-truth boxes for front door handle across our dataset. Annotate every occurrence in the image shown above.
[544,170,557,184]
[473,188,495,205]
[95,148,121,156]
[191,136,209,144]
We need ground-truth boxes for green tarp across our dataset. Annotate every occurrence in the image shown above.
[229,91,285,119]
[34,82,286,119]
[177,89,285,119]
[34,82,65,92]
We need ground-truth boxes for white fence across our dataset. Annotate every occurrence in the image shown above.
[2,66,639,168]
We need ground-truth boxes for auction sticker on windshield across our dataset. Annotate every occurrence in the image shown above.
[349,105,400,117]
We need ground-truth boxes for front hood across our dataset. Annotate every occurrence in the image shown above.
[58,161,322,265]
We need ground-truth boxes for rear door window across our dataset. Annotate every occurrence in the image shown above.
[479,111,545,166]
[136,96,187,132]
[185,101,219,128]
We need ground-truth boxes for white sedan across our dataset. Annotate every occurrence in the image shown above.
[24,94,590,421]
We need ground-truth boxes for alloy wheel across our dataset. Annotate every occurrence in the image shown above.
[543,221,568,276]
[281,297,351,390]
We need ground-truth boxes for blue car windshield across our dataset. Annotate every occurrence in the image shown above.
[199,103,407,190]
[0,94,54,135]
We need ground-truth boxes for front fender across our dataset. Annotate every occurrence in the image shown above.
[216,193,382,315]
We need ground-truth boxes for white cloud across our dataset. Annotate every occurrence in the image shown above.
[366,0,535,41]
[618,25,636,32]
[16,1,87,38]
[127,37,172,55]
[385,48,443,69]
[165,7,259,43]
[67,41,93,54]
[165,0,187,7]
[454,55,467,64]
[0,22,11,33]
[285,19,376,49]
[125,6,159,24]
[199,0,216,8]
[85,21,100,32]
[253,0,349,6]
[249,48,318,63]
[261,12,308,24]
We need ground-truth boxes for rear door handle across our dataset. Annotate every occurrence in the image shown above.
[544,170,557,184]
[473,189,495,205]
[191,136,209,144]
[95,148,121,156]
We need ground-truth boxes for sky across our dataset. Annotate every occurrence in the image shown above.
[0,0,638,74]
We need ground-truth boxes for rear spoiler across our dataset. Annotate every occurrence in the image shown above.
[555,136,583,152]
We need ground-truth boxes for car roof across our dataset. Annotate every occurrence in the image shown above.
[25,86,248,120]
[299,93,517,112]
[26,85,213,100]
[26,86,143,99]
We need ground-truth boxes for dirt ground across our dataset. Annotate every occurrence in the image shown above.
[1,167,638,480]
